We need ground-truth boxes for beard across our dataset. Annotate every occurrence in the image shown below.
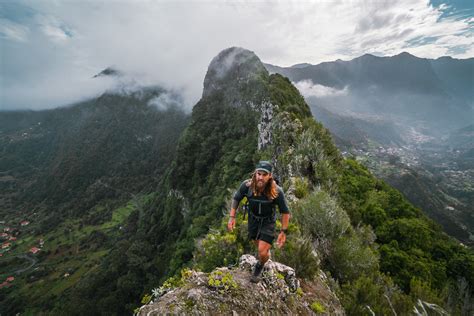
[256,179,268,190]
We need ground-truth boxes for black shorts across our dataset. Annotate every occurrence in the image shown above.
[248,213,276,244]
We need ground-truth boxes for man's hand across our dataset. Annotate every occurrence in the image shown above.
[227,217,236,231]
[276,231,286,249]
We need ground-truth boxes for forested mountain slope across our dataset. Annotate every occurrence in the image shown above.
[0,87,190,314]
[1,48,472,315]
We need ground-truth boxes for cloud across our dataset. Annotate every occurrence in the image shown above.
[37,15,73,43]
[0,18,29,42]
[148,92,183,111]
[209,47,253,80]
[337,0,473,58]
[294,80,349,98]
[1,0,473,111]
[2,72,117,111]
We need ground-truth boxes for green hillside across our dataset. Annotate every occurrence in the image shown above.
[0,87,190,315]
[1,48,472,315]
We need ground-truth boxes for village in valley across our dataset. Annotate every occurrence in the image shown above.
[0,199,137,305]
[341,134,474,246]
[0,219,45,289]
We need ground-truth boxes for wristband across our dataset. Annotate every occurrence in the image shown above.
[281,229,288,234]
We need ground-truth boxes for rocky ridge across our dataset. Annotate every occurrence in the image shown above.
[137,255,343,315]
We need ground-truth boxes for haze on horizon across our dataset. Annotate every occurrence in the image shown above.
[1,0,473,111]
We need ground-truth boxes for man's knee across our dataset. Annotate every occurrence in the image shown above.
[258,241,271,256]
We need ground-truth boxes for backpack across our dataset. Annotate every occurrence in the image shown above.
[241,178,280,220]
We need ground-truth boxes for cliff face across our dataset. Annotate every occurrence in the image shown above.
[138,255,344,315]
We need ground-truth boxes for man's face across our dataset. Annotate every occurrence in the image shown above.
[256,170,271,189]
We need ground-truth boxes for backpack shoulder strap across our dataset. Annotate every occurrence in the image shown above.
[244,179,252,197]
[240,179,251,220]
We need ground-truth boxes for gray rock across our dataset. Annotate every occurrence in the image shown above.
[138,254,344,315]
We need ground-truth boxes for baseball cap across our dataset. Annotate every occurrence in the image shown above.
[255,161,272,173]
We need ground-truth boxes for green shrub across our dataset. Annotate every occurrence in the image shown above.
[340,274,413,316]
[293,190,350,242]
[296,287,304,297]
[310,301,325,313]
[194,229,244,272]
[140,293,152,305]
[208,270,238,293]
[273,236,319,280]
[409,278,443,306]
[294,177,310,199]
[155,268,193,297]
[328,229,379,283]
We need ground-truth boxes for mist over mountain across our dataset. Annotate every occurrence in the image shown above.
[0,85,189,228]
[266,52,473,135]
[93,67,123,78]
[309,104,405,147]
[447,124,474,150]
[1,48,473,315]
[0,84,191,314]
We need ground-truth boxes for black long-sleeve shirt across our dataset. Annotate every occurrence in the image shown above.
[233,180,290,217]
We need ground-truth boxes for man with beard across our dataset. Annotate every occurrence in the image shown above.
[227,161,290,283]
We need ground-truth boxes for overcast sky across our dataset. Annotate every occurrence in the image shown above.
[1,0,473,111]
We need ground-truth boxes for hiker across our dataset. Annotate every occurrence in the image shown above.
[227,161,290,283]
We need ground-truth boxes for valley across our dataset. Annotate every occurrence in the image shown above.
[0,197,141,309]
[0,88,190,314]
[348,135,473,245]
[266,53,474,247]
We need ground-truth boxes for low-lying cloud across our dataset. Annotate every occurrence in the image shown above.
[148,92,184,112]
[2,72,117,110]
[1,0,472,111]
[294,80,349,98]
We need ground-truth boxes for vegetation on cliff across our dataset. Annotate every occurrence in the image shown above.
[2,48,472,315]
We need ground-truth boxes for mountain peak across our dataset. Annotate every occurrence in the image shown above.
[291,62,313,68]
[202,47,267,98]
[436,55,456,61]
[360,53,378,59]
[207,47,261,75]
[93,67,122,78]
[393,51,417,59]
[352,53,379,63]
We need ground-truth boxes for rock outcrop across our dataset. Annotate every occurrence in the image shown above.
[201,47,269,108]
[137,255,344,315]
[203,47,267,98]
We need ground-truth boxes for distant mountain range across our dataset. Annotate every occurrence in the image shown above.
[266,52,474,245]
[266,52,473,137]
[268,53,473,97]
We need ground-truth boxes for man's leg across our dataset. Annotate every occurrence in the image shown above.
[251,239,272,283]
[251,240,258,258]
[257,240,272,264]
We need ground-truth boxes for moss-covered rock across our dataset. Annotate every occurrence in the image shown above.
[137,255,343,315]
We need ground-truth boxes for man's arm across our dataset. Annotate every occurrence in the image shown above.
[280,213,290,231]
[228,181,247,231]
[276,213,290,248]
[276,187,290,248]
[227,199,239,231]
[230,199,239,218]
